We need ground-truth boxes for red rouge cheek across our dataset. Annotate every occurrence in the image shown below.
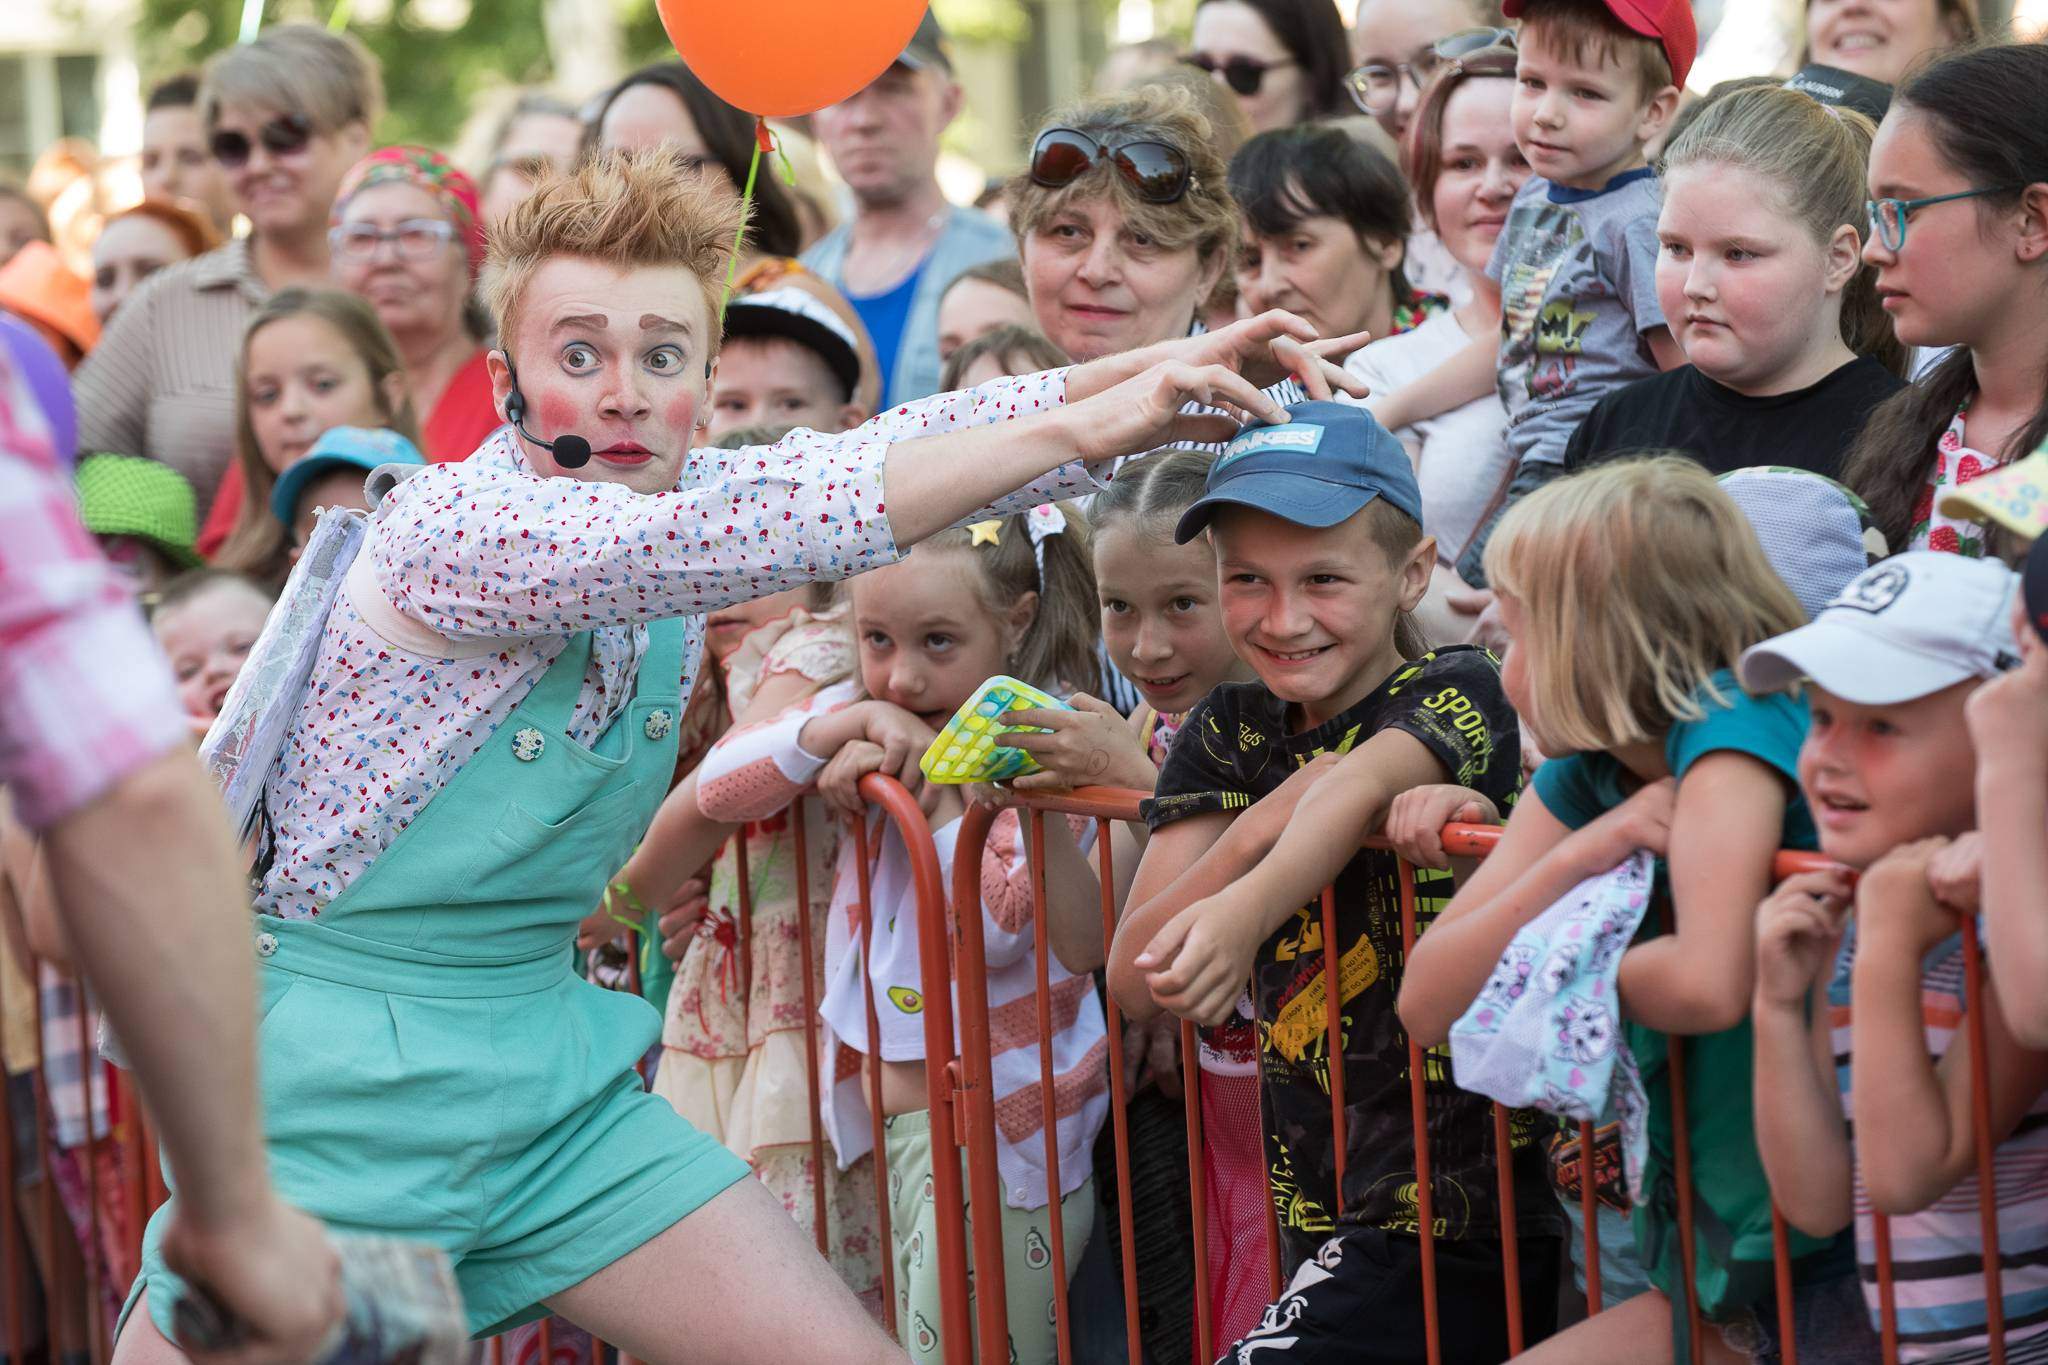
[664,393,698,434]
[535,393,581,433]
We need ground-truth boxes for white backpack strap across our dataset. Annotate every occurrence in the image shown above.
[343,540,504,660]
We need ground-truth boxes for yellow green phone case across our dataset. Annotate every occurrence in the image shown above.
[918,676,1072,784]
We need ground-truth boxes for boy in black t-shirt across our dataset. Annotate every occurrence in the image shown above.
[1107,401,1561,1363]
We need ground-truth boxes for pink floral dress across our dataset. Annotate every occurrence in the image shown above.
[649,606,883,1309]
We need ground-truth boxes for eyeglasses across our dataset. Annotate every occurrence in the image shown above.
[1865,186,2023,252]
[1029,127,1195,204]
[1346,27,1518,115]
[1184,52,1295,97]
[208,112,315,169]
[329,218,459,262]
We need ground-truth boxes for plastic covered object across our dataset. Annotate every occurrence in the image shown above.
[200,508,366,842]
[918,675,1072,785]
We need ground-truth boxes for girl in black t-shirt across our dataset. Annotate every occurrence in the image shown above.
[1557,83,1907,484]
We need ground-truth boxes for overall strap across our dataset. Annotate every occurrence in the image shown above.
[518,630,596,731]
[637,617,687,703]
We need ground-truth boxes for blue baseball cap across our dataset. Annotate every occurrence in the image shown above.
[269,426,425,525]
[1173,400,1422,544]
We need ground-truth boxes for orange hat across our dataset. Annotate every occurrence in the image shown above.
[0,241,99,358]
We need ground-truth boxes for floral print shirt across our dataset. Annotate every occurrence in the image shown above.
[1911,404,2009,557]
[257,371,1099,920]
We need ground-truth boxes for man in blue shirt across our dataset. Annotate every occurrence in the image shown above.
[804,13,1015,406]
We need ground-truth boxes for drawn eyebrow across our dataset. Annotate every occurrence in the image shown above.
[640,314,693,335]
[550,313,608,332]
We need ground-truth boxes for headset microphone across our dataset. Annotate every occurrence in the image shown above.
[503,361,593,469]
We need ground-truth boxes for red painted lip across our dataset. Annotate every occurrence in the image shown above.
[596,441,655,465]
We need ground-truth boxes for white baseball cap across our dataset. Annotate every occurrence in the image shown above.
[1739,551,2021,704]
[721,286,863,401]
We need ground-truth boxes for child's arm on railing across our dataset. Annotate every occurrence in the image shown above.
[1751,869,1857,1237]
[1141,733,1460,1025]
[582,669,838,950]
[1852,837,2048,1215]
[1398,778,1676,1045]
[1618,752,1789,1034]
[1383,783,1501,879]
[1964,646,2048,1045]
[1109,753,1338,1020]
[1007,697,1160,908]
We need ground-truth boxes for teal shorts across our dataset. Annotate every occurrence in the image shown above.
[124,939,749,1341]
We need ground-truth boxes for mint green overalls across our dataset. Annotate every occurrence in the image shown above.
[127,622,749,1340]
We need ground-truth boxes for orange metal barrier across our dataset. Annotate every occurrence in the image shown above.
[0,779,2020,1365]
[943,786,2019,1365]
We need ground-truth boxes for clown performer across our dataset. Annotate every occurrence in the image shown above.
[114,149,1366,1365]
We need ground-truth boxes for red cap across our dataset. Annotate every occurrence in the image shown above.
[1503,0,1698,90]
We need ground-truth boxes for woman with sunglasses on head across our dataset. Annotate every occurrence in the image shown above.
[74,25,380,514]
[1839,40,2048,561]
[329,147,499,463]
[1010,85,1245,368]
[1188,0,1352,134]
[1346,44,1532,645]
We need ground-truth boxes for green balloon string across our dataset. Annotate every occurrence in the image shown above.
[717,118,771,323]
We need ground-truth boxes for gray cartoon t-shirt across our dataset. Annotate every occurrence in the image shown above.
[1488,168,1666,470]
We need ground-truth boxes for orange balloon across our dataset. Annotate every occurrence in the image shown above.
[660,0,932,118]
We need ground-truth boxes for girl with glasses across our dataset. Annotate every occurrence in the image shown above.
[1188,0,1351,134]
[1841,41,2048,561]
[1347,3,1512,140]
[73,25,382,516]
[328,146,501,464]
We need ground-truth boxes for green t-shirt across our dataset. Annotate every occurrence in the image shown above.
[1529,670,1850,1329]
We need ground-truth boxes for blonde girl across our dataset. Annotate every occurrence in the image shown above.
[689,506,1108,1363]
[1392,458,1848,1362]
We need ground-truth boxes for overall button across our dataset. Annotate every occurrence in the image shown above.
[511,727,546,762]
[255,932,278,958]
[643,709,674,741]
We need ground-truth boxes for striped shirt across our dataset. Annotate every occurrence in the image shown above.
[73,237,267,511]
[1830,923,2048,1362]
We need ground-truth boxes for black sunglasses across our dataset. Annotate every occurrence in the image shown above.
[1029,127,1195,205]
[1183,52,1295,97]
[209,112,315,169]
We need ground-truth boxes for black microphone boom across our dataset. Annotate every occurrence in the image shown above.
[504,372,594,469]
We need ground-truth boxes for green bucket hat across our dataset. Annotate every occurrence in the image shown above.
[74,454,203,570]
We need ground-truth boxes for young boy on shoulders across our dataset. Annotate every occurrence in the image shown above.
[1375,0,1694,587]
[1107,401,1560,1363]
